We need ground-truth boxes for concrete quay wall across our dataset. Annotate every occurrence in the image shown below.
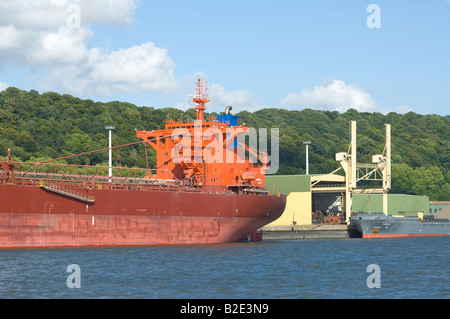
[261,224,360,240]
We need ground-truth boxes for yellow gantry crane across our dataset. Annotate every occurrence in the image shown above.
[335,121,391,223]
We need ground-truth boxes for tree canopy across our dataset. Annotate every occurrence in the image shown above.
[1,87,449,200]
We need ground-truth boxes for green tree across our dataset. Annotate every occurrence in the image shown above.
[1,87,448,200]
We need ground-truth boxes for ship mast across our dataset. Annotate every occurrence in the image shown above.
[192,79,210,121]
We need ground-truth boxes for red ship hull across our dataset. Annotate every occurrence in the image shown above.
[0,184,285,248]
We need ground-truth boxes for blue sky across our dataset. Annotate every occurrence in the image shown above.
[0,0,449,115]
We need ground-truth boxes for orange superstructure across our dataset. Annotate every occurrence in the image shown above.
[136,79,267,192]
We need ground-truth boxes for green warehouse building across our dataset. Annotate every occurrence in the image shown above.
[265,174,429,227]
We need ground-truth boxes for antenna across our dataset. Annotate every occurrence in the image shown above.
[192,79,210,121]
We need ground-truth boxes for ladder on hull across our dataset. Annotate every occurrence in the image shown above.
[40,183,95,203]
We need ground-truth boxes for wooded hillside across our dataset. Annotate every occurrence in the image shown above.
[1,87,448,200]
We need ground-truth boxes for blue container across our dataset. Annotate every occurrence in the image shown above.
[217,114,239,148]
[217,114,238,126]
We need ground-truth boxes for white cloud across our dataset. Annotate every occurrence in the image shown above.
[0,0,137,30]
[0,1,69,31]
[395,105,414,114]
[0,82,9,92]
[0,26,23,50]
[170,80,261,114]
[207,83,260,113]
[75,0,138,27]
[48,42,176,96]
[209,84,254,108]
[26,26,92,66]
[280,79,377,112]
[0,0,177,96]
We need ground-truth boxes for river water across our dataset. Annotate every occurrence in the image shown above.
[0,237,448,300]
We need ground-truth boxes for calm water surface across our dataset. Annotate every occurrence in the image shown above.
[0,237,448,299]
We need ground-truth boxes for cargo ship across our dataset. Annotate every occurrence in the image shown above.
[350,212,450,238]
[0,79,286,248]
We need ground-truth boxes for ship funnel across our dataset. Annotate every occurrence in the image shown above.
[225,105,232,115]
